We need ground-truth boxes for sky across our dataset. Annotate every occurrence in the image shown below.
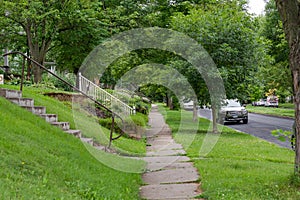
[248,0,267,15]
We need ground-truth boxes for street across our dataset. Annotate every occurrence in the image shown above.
[198,108,294,149]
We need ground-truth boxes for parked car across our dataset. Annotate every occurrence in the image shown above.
[183,101,199,110]
[265,95,279,107]
[218,99,248,124]
[252,99,266,106]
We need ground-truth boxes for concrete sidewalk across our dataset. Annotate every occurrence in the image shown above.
[140,105,201,200]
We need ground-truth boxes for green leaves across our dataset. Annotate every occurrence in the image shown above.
[1,0,111,78]
[271,129,293,142]
[257,0,291,100]
[171,1,257,102]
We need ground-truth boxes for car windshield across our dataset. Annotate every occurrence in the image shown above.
[225,100,241,107]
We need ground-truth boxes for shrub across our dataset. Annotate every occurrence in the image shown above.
[6,76,33,87]
[128,96,151,114]
[40,72,76,91]
[99,113,148,138]
[134,101,150,114]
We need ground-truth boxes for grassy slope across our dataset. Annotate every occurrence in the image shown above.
[0,86,145,199]
[6,85,146,155]
[158,105,300,200]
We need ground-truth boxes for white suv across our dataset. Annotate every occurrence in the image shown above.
[265,95,279,107]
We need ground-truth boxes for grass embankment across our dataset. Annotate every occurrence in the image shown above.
[0,85,146,199]
[2,85,147,155]
[158,105,300,199]
[247,104,294,118]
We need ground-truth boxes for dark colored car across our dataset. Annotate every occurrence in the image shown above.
[219,99,248,124]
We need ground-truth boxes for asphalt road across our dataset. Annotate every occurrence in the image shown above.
[198,108,294,149]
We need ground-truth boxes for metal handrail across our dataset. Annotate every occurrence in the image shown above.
[78,73,134,116]
[2,51,124,148]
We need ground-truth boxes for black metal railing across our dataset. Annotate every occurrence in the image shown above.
[3,51,124,148]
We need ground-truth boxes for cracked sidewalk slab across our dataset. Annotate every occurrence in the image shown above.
[140,104,201,200]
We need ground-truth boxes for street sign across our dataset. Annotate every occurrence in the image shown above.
[0,74,3,84]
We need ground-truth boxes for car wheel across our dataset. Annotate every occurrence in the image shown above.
[243,119,248,124]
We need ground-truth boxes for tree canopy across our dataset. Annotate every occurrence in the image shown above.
[170,1,257,103]
[0,0,289,112]
[1,0,106,82]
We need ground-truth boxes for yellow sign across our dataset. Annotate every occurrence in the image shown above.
[0,74,3,84]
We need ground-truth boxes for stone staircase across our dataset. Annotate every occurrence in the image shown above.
[0,88,94,145]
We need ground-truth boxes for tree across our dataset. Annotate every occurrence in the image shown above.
[263,0,288,61]
[171,0,257,131]
[260,0,291,101]
[0,15,27,74]
[50,1,107,74]
[275,0,300,175]
[1,0,102,82]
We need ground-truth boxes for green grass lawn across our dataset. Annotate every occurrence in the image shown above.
[0,85,146,199]
[279,103,294,109]
[246,105,294,118]
[158,104,300,200]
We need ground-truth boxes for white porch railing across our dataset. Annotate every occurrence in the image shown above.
[78,73,134,116]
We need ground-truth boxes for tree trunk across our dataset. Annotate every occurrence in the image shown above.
[211,105,218,133]
[25,20,51,83]
[165,92,174,110]
[31,52,44,83]
[29,41,48,83]
[4,48,9,66]
[293,69,300,174]
[275,0,300,174]
[165,94,169,107]
[168,96,174,110]
[26,49,31,81]
[193,100,198,122]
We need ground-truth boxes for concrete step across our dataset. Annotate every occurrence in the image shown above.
[94,145,107,151]
[8,97,34,107]
[80,137,94,146]
[23,106,46,115]
[1,88,85,148]
[51,122,70,131]
[40,114,58,123]
[0,88,22,98]
[65,129,81,138]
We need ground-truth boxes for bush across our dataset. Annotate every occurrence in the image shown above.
[128,96,151,114]
[130,113,148,127]
[102,90,151,115]
[172,96,180,110]
[135,101,150,114]
[48,72,76,92]
[41,72,76,91]
[99,118,118,132]
[99,113,148,138]
[6,76,33,87]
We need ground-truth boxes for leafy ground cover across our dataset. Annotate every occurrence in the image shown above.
[158,104,300,199]
[0,85,146,199]
[246,104,294,118]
